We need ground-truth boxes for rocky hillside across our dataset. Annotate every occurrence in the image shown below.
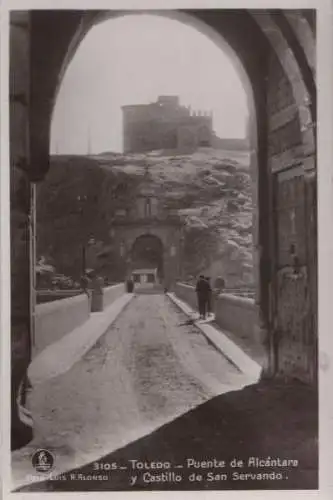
[36,148,254,287]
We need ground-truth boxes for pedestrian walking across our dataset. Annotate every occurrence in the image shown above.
[195,275,210,320]
[126,277,134,293]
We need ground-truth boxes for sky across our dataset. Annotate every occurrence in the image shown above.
[50,14,249,155]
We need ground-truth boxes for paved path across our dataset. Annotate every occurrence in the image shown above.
[12,293,250,489]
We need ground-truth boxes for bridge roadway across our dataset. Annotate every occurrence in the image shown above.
[13,292,250,489]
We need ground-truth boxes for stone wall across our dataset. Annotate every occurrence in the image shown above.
[10,12,34,448]
[173,283,198,311]
[214,293,258,341]
[263,26,316,383]
[33,284,125,356]
[112,222,183,287]
[103,283,126,308]
[34,293,90,356]
[174,282,260,345]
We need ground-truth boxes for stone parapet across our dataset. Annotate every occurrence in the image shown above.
[33,284,126,355]
[174,282,261,348]
[34,293,90,356]
[103,283,126,308]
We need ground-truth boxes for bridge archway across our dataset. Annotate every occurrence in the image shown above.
[130,234,164,281]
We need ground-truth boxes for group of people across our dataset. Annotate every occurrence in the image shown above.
[195,275,213,320]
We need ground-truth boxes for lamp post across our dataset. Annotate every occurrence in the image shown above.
[77,195,96,276]
[77,195,87,276]
[120,241,129,281]
[86,236,96,271]
[179,233,185,280]
[82,244,86,276]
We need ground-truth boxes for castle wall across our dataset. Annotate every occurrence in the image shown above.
[178,118,212,151]
[124,119,178,152]
[122,97,213,153]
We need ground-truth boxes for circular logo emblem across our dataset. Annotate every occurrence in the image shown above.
[32,449,55,473]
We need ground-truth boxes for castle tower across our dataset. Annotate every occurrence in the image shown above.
[122,97,214,154]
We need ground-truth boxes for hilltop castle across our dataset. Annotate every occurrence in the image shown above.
[122,96,213,154]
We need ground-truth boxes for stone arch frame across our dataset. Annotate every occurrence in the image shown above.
[131,231,164,246]
[130,233,165,278]
[112,223,183,285]
[253,12,315,152]
[114,226,172,253]
[10,10,317,446]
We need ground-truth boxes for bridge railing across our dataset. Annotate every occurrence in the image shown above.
[174,282,260,351]
[33,293,90,356]
[221,288,256,299]
[36,289,82,304]
[33,283,126,356]
[103,283,126,308]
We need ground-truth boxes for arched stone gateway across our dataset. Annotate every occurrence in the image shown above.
[10,9,317,448]
[131,234,164,279]
[111,215,184,289]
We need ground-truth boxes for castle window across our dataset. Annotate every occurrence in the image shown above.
[145,198,152,217]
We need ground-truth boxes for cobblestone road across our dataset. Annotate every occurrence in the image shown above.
[13,294,249,485]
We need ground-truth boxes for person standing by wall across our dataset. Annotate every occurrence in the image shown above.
[126,276,134,293]
[205,276,213,316]
[195,275,210,320]
[89,271,104,312]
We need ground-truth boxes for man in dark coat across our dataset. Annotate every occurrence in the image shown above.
[126,277,134,293]
[205,276,213,315]
[195,275,211,320]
